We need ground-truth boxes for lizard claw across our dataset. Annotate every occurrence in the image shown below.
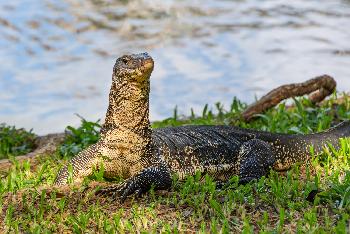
[95,183,125,199]
[120,180,147,202]
[95,180,146,202]
[96,165,172,202]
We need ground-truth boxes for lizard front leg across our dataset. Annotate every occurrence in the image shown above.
[238,139,276,184]
[55,143,103,185]
[97,163,172,201]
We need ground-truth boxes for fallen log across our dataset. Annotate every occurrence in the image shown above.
[241,75,336,121]
[0,133,65,171]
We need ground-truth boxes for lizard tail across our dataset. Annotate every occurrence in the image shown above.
[272,120,350,171]
[309,120,350,154]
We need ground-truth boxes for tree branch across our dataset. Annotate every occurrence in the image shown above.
[241,75,336,121]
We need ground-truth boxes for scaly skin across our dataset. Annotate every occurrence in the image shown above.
[55,53,350,201]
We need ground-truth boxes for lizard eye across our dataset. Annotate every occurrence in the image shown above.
[121,57,129,64]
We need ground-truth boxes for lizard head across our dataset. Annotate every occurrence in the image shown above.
[113,52,154,83]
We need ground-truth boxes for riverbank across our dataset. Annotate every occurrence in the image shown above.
[2,0,350,135]
[1,94,350,232]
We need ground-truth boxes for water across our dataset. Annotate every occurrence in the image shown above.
[1,0,350,134]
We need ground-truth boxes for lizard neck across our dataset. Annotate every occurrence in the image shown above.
[101,76,152,159]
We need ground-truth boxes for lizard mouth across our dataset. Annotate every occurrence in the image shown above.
[140,53,154,73]
[142,58,154,70]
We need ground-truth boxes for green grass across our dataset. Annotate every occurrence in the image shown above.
[1,93,350,233]
[58,117,101,158]
[0,124,36,159]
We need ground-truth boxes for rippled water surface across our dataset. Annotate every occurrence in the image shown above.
[1,0,350,134]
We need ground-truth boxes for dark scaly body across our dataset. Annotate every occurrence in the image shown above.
[55,53,350,200]
[150,123,350,179]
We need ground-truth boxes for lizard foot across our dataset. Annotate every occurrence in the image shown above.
[238,139,276,184]
[96,181,145,202]
[96,165,172,202]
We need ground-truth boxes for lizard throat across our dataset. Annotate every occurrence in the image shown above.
[101,76,152,152]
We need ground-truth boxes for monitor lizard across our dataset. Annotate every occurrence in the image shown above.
[54,53,350,201]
